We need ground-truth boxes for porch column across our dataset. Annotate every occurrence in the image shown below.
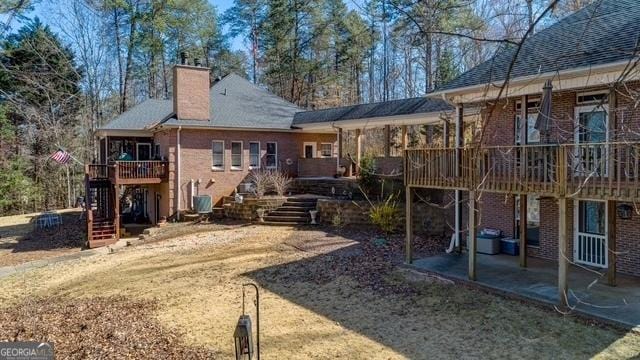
[454,105,463,252]
[443,120,450,147]
[519,194,528,267]
[405,186,413,263]
[558,196,569,307]
[607,200,617,286]
[401,125,408,150]
[519,95,529,266]
[337,128,343,158]
[384,124,391,157]
[337,128,343,174]
[468,191,477,280]
[114,184,120,240]
[355,128,362,174]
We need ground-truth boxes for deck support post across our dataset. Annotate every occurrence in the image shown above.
[454,104,463,251]
[558,196,569,307]
[607,200,617,286]
[114,184,120,240]
[405,186,413,263]
[384,124,391,157]
[468,191,477,280]
[519,194,528,267]
[355,128,362,174]
[401,125,408,150]
[337,128,343,173]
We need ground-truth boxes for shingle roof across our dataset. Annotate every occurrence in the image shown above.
[437,0,640,92]
[292,97,452,125]
[100,73,302,131]
[160,73,302,129]
[99,99,173,130]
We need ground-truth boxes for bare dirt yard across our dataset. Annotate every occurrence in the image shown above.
[0,224,639,359]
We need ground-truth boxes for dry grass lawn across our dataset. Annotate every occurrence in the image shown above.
[1,225,639,359]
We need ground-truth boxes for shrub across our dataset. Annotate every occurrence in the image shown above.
[269,169,292,196]
[358,155,378,196]
[248,170,270,198]
[368,194,402,236]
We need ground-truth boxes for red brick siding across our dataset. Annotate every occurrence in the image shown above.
[156,129,336,208]
[474,84,640,276]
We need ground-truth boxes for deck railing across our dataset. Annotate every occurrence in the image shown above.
[86,161,169,183]
[87,164,109,179]
[405,142,640,201]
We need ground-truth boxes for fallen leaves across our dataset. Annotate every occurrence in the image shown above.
[0,296,217,359]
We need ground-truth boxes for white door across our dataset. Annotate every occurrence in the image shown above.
[574,200,608,268]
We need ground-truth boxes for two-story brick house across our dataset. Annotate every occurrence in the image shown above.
[404,0,640,317]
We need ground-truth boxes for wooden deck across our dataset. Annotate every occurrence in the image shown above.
[86,161,169,185]
[405,142,640,201]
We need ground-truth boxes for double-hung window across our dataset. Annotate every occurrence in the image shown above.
[249,142,260,169]
[231,141,243,170]
[212,140,224,170]
[320,143,333,157]
[266,142,277,169]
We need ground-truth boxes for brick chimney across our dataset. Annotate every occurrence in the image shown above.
[173,60,210,121]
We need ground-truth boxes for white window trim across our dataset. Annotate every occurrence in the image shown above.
[266,141,278,169]
[573,199,608,268]
[230,141,243,170]
[576,90,609,105]
[303,142,317,158]
[574,104,609,144]
[136,143,151,161]
[249,141,260,169]
[320,142,333,158]
[212,140,225,171]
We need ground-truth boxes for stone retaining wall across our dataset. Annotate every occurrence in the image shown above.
[224,196,287,220]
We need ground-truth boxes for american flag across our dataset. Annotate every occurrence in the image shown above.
[50,149,72,164]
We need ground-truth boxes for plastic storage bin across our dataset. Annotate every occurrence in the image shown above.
[475,232,502,255]
[500,238,520,256]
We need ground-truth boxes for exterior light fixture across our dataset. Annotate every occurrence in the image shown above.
[233,283,260,360]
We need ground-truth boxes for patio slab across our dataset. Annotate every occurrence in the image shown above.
[411,253,640,329]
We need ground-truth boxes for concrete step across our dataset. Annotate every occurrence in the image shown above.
[89,238,118,248]
[261,221,308,226]
[285,199,318,205]
[280,205,316,211]
[264,215,309,223]
[268,210,309,216]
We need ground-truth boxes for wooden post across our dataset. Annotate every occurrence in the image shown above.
[337,128,343,158]
[607,200,617,286]
[519,194,528,267]
[443,120,450,148]
[405,186,413,263]
[520,95,528,178]
[468,191,477,280]
[355,128,362,173]
[384,124,391,157]
[401,125,408,150]
[455,105,463,253]
[113,184,120,240]
[558,196,569,307]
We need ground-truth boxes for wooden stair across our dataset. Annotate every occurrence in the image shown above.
[263,198,317,226]
[88,219,118,248]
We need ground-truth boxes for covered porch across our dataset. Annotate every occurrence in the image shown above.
[411,252,640,328]
[295,109,452,178]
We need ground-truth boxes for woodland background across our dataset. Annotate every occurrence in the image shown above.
[0,0,593,214]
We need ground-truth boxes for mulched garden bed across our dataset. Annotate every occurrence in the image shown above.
[0,296,216,359]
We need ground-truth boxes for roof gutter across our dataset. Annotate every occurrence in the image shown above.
[429,59,635,101]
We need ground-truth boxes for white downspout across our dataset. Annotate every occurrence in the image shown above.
[176,126,182,221]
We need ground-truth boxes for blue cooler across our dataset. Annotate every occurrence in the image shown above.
[500,238,520,256]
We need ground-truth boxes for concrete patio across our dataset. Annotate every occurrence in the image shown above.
[411,253,640,329]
